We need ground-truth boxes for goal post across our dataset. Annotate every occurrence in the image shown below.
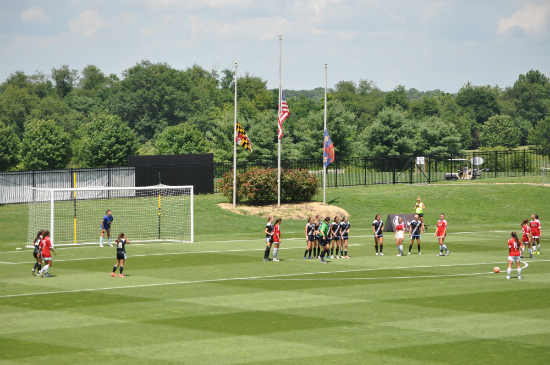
[26,185,194,246]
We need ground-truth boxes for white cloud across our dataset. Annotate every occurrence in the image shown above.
[21,7,50,22]
[68,9,105,37]
[497,1,550,36]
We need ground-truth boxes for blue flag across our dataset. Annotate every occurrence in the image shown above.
[323,129,335,167]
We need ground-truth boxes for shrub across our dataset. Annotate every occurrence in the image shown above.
[219,167,320,204]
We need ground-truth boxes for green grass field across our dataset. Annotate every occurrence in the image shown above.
[1,184,549,364]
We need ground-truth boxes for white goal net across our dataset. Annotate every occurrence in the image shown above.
[26,185,193,246]
[543,167,550,186]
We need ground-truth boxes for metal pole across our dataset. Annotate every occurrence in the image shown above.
[323,62,327,204]
[233,62,238,208]
[278,34,282,207]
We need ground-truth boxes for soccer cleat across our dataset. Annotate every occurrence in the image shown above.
[376,253,379,256]
[321,260,327,264]
[379,252,384,256]
[345,256,350,258]
[111,272,117,277]
[109,244,113,247]
[330,255,334,259]
[506,276,510,279]
[45,273,51,277]
[418,252,422,255]
[408,252,411,255]
[437,253,444,256]
[119,274,125,277]
[38,270,42,276]
[336,255,340,259]
[32,269,35,276]
[263,258,268,261]
[303,256,306,259]
[99,244,104,247]
[397,253,402,256]
[518,276,522,280]
[308,257,313,259]
[273,258,280,262]
[445,251,450,256]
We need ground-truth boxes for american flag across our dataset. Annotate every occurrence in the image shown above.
[278,92,289,139]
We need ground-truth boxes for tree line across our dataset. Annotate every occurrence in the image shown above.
[1,60,550,171]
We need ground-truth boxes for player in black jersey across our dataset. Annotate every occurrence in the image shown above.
[330,216,341,258]
[111,233,130,277]
[31,230,44,276]
[264,216,274,261]
[314,215,323,258]
[304,217,315,259]
[408,214,423,255]
[340,216,351,258]
[372,214,384,255]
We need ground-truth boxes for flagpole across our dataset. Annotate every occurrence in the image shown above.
[323,62,327,205]
[233,62,238,208]
[278,34,282,207]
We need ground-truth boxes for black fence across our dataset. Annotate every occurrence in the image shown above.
[2,149,549,204]
[213,149,550,190]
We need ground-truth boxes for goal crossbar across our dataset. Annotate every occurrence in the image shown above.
[26,185,194,246]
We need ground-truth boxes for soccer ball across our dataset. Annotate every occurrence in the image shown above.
[493,267,500,273]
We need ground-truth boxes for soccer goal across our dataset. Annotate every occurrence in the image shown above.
[26,185,194,246]
[543,167,550,185]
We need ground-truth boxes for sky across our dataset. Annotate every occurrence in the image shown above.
[1,0,549,93]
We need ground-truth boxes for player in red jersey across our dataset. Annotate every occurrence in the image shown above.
[434,214,449,256]
[529,214,541,255]
[272,218,282,261]
[521,219,533,258]
[507,232,522,279]
[39,231,56,277]
[395,217,405,256]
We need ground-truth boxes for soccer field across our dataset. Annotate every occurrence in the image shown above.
[1,184,549,364]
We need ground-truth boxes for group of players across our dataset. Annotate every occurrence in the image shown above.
[507,215,542,280]
[262,196,451,263]
[30,209,131,278]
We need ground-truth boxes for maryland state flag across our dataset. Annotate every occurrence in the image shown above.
[235,122,252,153]
[323,128,335,167]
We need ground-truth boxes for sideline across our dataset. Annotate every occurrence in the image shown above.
[0,261,541,299]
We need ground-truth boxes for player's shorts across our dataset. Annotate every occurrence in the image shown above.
[531,236,540,239]
[117,251,127,260]
[437,235,446,239]
[508,255,521,262]
[374,234,383,238]
[33,250,41,259]
[101,228,111,232]
[307,235,315,242]
[342,234,348,240]
[314,235,320,241]
[266,237,272,244]
[411,234,421,240]
[417,213,424,218]
[332,235,341,241]
[321,238,329,246]
[42,255,52,261]
[395,231,404,239]
[273,240,280,245]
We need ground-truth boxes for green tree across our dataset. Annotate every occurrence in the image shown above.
[21,119,72,170]
[455,82,501,125]
[51,65,78,98]
[510,70,550,127]
[0,121,20,171]
[384,85,409,110]
[0,84,38,136]
[155,123,211,155]
[413,116,462,155]
[528,116,550,150]
[28,95,83,137]
[104,61,222,139]
[78,65,107,94]
[361,107,414,156]
[77,114,138,167]
[479,115,520,148]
